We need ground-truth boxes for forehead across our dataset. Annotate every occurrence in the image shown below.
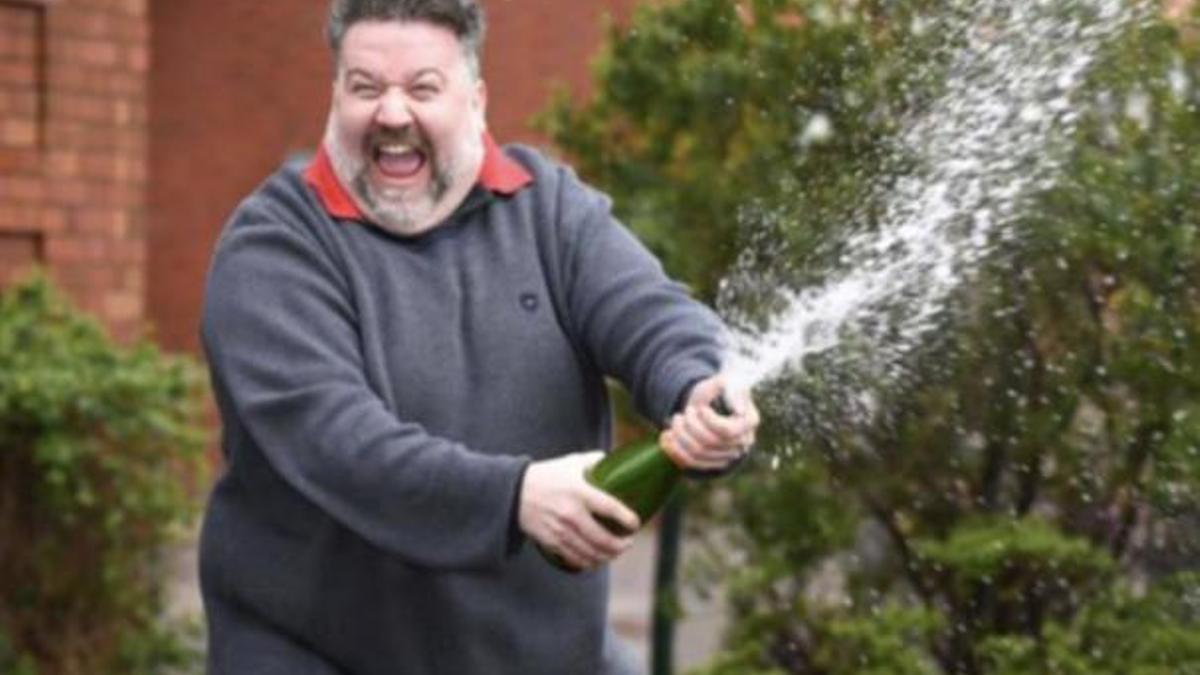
[338,20,467,77]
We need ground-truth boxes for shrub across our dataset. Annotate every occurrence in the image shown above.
[546,0,1200,672]
[0,274,208,675]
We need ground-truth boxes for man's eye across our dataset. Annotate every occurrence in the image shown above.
[351,83,380,97]
[412,84,439,98]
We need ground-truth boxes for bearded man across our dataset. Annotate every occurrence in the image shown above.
[197,1,758,673]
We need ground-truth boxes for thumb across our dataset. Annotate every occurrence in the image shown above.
[577,450,605,470]
[687,375,727,409]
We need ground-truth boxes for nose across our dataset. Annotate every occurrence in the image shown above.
[375,88,413,128]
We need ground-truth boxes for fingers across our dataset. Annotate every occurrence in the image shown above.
[549,499,636,571]
[583,487,641,535]
[667,407,752,461]
[685,374,727,409]
[565,486,639,568]
[661,428,735,471]
[551,531,600,571]
[575,510,635,558]
[518,452,638,571]
[665,376,762,471]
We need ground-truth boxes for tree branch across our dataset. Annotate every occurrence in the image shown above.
[1110,420,1166,559]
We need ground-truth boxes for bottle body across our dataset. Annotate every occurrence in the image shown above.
[539,393,733,571]
[585,436,682,535]
[540,436,681,572]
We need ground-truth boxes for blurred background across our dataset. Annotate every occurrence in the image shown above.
[3,1,1199,674]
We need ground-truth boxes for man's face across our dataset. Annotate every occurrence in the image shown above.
[325,20,487,236]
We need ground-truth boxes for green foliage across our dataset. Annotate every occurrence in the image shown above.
[979,573,1200,674]
[812,606,944,675]
[0,275,208,675]
[0,630,39,675]
[541,0,945,299]
[547,0,1200,673]
[914,517,1115,593]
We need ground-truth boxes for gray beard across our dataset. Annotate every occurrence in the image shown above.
[351,162,452,235]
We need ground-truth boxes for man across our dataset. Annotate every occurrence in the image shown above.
[198,0,759,673]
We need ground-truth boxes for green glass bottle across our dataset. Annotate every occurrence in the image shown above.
[541,396,732,572]
[540,435,683,572]
[586,435,684,536]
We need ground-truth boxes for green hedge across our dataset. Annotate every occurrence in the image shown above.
[0,275,208,675]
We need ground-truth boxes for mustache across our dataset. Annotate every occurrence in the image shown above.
[366,126,428,152]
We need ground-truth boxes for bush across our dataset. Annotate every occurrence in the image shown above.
[0,275,208,675]
[546,0,1200,672]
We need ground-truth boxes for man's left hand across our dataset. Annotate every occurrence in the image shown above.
[660,375,760,472]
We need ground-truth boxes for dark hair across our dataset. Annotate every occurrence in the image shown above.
[326,0,486,76]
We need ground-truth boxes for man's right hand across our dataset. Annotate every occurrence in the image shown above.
[518,451,640,571]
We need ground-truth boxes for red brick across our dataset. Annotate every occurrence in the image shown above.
[0,118,37,146]
[50,10,110,38]
[60,39,121,68]
[117,0,147,17]
[0,61,36,87]
[51,13,148,44]
[0,232,42,287]
[126,44,148,73]
[49,8,144,41]
[107,71,144,96]
[52,65,139,95]
[113,99,134,125]
[43,121,138,152]
[45,150,80,176]
[79,154,128,182]
[0,89,38,116]
[41,208,69,234]
[122,266,142,291]
[0,33,35,58]
[0,148,42,175]
[73,208,123,235]
[0,204,41,232]
[45,236,106,263]
[51,93,119,124]
[110,238,144,264]
[0,175,44,202]
[103,290,141,322]
[0,5,38,34]
[40,180,90,206]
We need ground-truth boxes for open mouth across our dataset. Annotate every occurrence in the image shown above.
[373,143,427,180]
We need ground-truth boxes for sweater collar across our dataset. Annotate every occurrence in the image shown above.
[303,131,533,222]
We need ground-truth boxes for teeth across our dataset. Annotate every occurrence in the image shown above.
[378,144,415,155]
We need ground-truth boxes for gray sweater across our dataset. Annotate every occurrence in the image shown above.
[198,143,722,674]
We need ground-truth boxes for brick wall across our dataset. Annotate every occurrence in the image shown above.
[0,0,148,342]
[147,0,637,353]
[0,2,47,290]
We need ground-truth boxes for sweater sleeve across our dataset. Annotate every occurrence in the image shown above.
[201,213,530,571]
[556,170,725,428]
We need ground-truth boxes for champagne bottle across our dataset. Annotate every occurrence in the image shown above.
[542,395,733,572]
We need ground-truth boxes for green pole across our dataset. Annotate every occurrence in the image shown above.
[651,488,685,675]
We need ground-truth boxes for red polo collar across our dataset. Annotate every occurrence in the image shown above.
[303,131,533,221]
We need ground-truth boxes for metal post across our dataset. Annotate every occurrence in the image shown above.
[651,488,685,675]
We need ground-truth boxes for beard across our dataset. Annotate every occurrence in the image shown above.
[326,124,478,236]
